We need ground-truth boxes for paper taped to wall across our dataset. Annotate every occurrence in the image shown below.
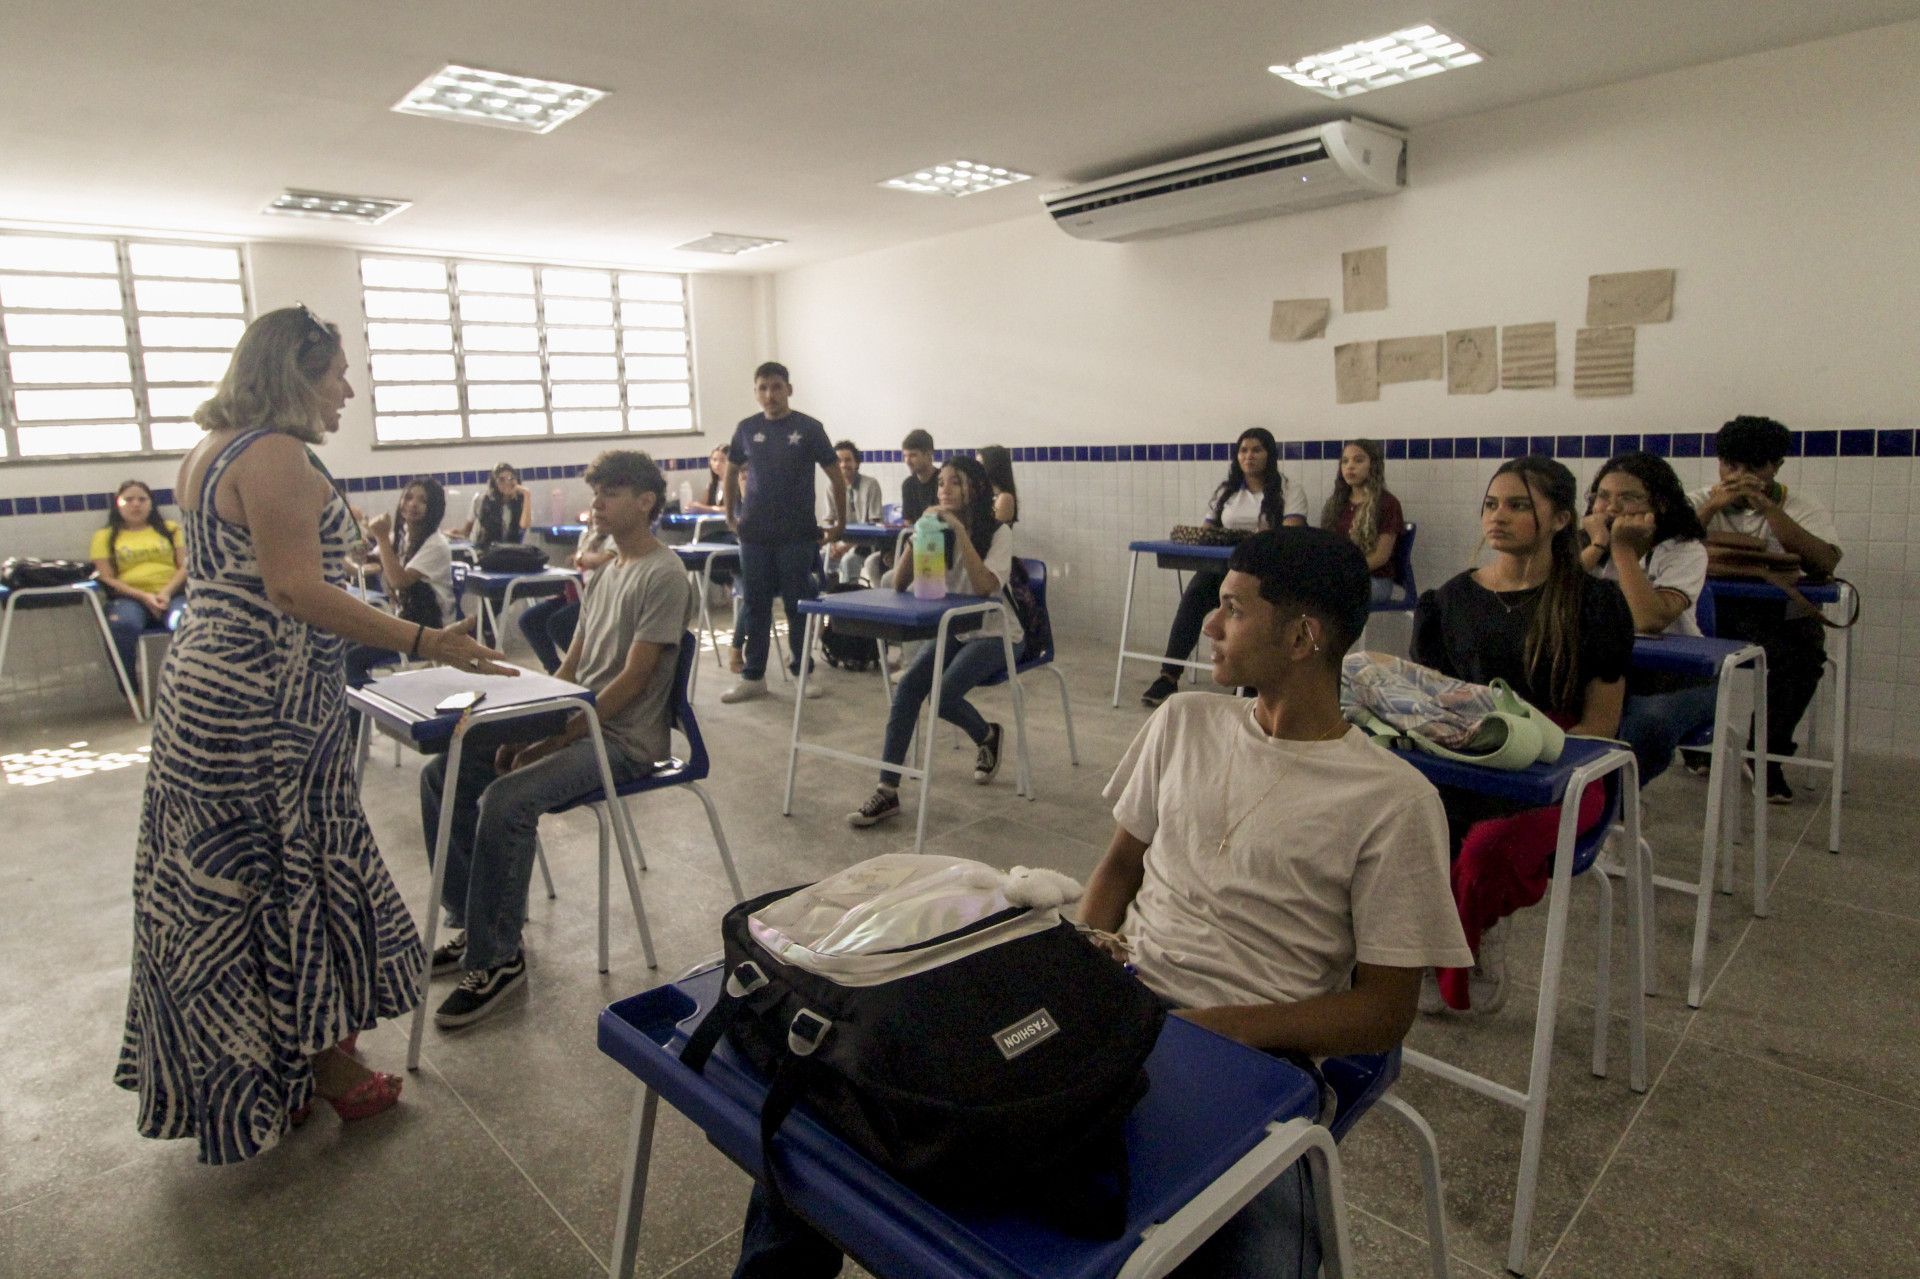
[1574,325,1635,397]
[1586,269,1674,326]
[1378,335,1443,383]
[1342,246,1388,313]
[1501,322,1557,390]
[1334,340,1380,403]
[1270,298,1331,342]
[1447,327,1498,394]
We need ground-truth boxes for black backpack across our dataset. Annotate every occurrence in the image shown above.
[477,543,548,573]
[1006,558,1051,661]
[681,863,1165,1238]
[0,557,94,590]
[817,581,880,670]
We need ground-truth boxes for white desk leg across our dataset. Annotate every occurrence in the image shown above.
[409,727,469,1072]
[782,615,819,816]
[1688,667,1738,1008]
[1111,550,1141,707]
[916,619,952,856]
[0,595,16,677]
[608,1084,659,1279]
[82,588,145,721]
[583,711,656,971]
[1828,610,1848,854]
[998,618,1034,800]
[595,806,612,973]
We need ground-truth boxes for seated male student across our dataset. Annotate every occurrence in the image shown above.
[727,529,1470,1279]
[419,449,696,1027]
[826,440,886,583]
[1687,415,1843,803]
[864,428,939,588]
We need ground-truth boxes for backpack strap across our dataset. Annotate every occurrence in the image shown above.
[678,960,770,1073]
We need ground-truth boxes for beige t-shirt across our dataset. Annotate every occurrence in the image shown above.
[1104,692,1472,1010]
[574,542,697,766]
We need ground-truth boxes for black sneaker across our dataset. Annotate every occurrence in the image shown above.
[1141,675,1180,709]
[433,953,527,1027]
[973,723,1003,785]
[430,931,466,977]
[848,788,901,828]
[1766,762,1794,805]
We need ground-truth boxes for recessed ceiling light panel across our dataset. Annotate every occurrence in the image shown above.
[674,233,786,256]
[881,160,1032,198]
[393,64,607,134]
[264,189,411,224]
[1269,24,1483,100]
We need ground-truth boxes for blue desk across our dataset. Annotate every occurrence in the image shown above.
[658,513,730,546]
[534,523,587,540]
[841,522,908,550]
[346,666,654,1069]
[1110,541,1235,706]
[787,589,1033,854]
[0,580,142,721]
[1625,633,1770,1008]
[597,964,1351,1279]
[462,567,579,644]
[673,542,742,696]
[1383,734,1645,1275]
[1703,578,1853,853]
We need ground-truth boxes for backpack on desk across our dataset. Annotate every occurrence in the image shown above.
[0,557,94,589]
[476,543,547,573]
[679,855,1165,1239]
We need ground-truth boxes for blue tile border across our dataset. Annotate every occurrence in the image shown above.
[4,427,1910,519]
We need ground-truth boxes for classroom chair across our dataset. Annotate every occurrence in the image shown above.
[0,580,143,720]
[1323,1048,1453,1279]
[1371,521,1419,613]
[536,631,745,972]
[968,558,1079,765]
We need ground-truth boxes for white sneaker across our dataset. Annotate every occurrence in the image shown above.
[1418,967,1447,1015]
[720,678,768,704]
[1469,918,1509,1014]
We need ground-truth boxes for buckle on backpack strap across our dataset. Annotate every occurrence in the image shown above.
[787,1009,832,1057]
[726,961,770,998]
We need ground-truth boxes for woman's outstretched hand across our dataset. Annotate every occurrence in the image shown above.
[423,616,516,677]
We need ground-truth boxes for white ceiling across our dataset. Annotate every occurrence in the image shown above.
[2,0,1917,272]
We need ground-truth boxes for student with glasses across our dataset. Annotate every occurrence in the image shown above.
[1580,452,1715,787]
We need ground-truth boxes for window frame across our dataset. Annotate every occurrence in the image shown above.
[360,252,699,450]
[0,229,251,466]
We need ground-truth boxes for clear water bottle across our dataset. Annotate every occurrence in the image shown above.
[678,479,694,512]
[549,487,564,526]
[911,511,947,600]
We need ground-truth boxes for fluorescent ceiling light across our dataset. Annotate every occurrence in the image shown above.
[881,160,1032,197]
[1269,24,1484,99]
[264,190,411,224]
[393,64,607,134]
[674,233,786,256]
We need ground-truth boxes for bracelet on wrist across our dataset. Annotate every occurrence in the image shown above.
[409,623,426,659]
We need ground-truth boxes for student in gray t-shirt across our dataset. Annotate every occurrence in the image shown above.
[419,450,696,1028]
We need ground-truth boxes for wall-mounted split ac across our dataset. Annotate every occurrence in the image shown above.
[1042,118,1406,243]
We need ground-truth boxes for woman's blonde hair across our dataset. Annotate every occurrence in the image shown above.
[193,306,343,443]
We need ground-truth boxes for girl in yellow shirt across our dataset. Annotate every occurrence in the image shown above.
[90,480,186,685]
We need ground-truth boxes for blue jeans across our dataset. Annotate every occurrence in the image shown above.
[730,1153,1318,1279]
[1617,680,1720,787]
[103,595,183,686]
[419,736,648,971]
[738,539,820,681]
[518,595,580,674]
[1370,575,1396,604]
[880,636,1006,787]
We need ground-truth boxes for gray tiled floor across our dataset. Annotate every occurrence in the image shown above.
[2,625,1915,1278]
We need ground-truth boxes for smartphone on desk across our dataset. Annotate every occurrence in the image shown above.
[435,690,486,714]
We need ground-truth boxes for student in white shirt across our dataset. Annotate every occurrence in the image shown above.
[826,440,886,583]
[344,477,456,688]
[1084,527,1472,1275]
[1687,416,1843,803]
[1580,451,1714,786]
[1141,427,1306,709]
[847,457,1024,828]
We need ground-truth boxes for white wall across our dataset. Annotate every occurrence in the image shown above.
[772,21,1920,756]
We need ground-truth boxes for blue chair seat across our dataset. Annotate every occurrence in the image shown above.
[968,558,1078,765]
[1369,521,1419,614]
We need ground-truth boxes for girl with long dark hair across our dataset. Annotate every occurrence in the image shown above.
[848,456,1024,828]
[457,462,531,548]
[90,479,187,687]
[344,477,457,687]
[1319,439,1406,603]
[977,444,1019,525]
[1580,451,1714,785]
[1412,456,1633,1012]
[1141,427,1305,708]
[687,444,730,513]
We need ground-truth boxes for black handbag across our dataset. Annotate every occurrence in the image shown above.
[1,557,95,589]
[477,543,548,573]
[681,861,1165,1239]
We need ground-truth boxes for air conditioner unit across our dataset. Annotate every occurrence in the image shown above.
[1042,119,1406,243]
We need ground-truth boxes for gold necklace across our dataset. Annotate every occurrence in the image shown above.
[1216,710,1350,857]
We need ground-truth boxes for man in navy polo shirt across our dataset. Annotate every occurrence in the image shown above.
[721,362,846,702]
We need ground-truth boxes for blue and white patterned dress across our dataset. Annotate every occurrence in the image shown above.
[115,428,423,1164]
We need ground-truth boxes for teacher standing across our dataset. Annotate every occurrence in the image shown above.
[115,307,509,1164]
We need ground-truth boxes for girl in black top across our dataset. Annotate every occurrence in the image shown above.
[459,462,530,549]
[1414,455,1633,735]
[687,444,729,513]
[977,444,1019,525]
